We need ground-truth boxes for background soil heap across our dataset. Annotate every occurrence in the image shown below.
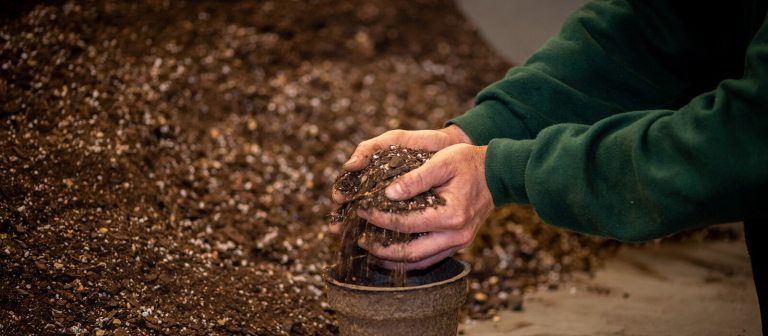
[0,1,738,335]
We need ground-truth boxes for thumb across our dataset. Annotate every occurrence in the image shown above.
[385,154,453,201]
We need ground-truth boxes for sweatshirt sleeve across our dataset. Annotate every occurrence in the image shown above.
[448,0,756,145]
[489,18,768,241]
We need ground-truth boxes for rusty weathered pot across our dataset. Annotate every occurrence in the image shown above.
[324,257,470,336]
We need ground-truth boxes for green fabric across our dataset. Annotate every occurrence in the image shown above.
[447,1,768,328]
[448,0,768,241]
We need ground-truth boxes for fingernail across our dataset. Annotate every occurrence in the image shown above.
[332,190,346,203]
[358,236,368,248]
[385,182,403,199]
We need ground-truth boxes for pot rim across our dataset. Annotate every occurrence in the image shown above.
[324,258,470,292]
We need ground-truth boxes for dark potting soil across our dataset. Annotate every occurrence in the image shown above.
[330,145,444,286]
[0,0,743,334]
[332,145,444,216]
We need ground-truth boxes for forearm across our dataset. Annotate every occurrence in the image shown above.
[489,23,768,240]
[449,0,756,145]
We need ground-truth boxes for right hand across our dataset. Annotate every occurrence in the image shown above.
[329,124,472,233]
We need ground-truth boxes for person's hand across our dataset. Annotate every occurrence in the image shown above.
[358,143,494,270]
[329,125,472,232]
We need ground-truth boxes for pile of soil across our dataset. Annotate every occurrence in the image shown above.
[0,0,740,334]
[331,145,444,286]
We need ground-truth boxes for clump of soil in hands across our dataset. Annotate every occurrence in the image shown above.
[330,145,445,286]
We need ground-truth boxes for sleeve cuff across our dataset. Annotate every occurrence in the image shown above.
[485,138,535,207]
[445,100,532,145]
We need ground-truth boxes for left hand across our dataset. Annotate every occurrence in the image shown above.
[357,143,495,270]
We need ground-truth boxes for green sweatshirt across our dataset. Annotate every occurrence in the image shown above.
[449,0,768,241]
[448,0,768,328]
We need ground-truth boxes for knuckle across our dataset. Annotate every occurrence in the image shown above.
[414,171,427,188]
[402,248,419,262]
[446,216,464,231]
[456,230,474,247]
[457,211,471,224]
[397,179,414,196]
[357,139,374,152]
[408,254,425,263]
[403,171,425,193]
[444,154,459,171]
[459,230,475,247]
[454,143,471,151]
[404,245,429,263]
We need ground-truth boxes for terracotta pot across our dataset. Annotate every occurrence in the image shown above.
[324,257,470,336]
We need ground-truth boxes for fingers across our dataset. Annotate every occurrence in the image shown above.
[385,152,454,201]
[362,231,460,262]
[332,189,346,204]
[377,248,457,271]
[441,124,473,145]
[329,222,342,234]
[357,205,460,233]
[343,152,376,172]
[342,129,455,172]
[343,135,391,171]
[329,188,345,233]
